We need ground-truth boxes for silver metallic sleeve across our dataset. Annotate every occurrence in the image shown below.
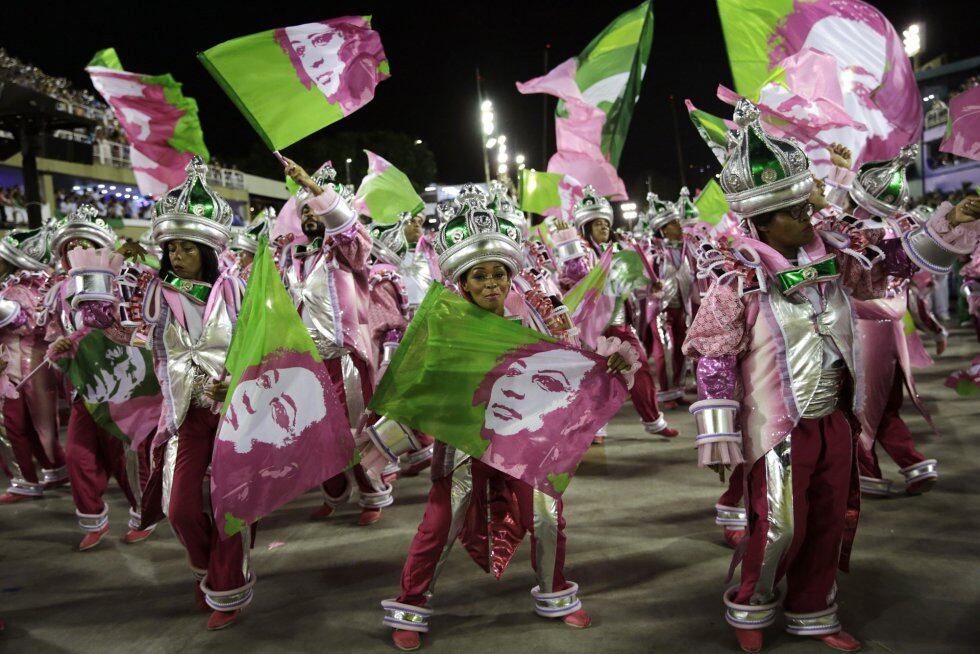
[68,269,118,308]
[382,341,399,366]
[553,238,586,264]
[0,298,22,328]
[690,398,740,441]
[309,192,357,235]
[901,226,959,274]
[823,185,850,211]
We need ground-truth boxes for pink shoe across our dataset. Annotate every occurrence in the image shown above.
[358,508,382,526]
[0,492,38,505]
[735,628,764,653]
[562,608,592,628]
[123,528,154,544]
[723,528,746,549]
[392,629,421,651]
[78,525,110,552]
[381,471,400,485]
[662,401,679,410]
[206,609,239,631]
[309,503,335,520]
[655,427,679,438]
[814,630,861,651]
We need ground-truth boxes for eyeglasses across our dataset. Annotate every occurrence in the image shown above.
[787,202,814,222]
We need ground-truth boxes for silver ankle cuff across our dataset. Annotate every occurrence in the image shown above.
[381,600,432,633]
[784,604,841,636]
[531,581,582,618]
[724,586,779,630]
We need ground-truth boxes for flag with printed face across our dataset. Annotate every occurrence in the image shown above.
[198,16,390,151]
[86,48,210,198]
[716,0,921,173]
[211,238,354,537]
[55,330,161,448]
[370,283,627,497]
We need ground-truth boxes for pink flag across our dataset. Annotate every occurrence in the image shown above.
[517,59,627,200]
[86,66,209,198]
[940,86,980,162]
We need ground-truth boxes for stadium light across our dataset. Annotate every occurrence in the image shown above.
[903,23,922,58]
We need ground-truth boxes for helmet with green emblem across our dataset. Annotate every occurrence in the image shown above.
[646,191,681,232]
[0,224,54,271]
[368,211,410,266]
[848,144,918,220]
[719,99,813,218]
[433,184,524,281]
[152,156,233,252]
[676,186,699,225]
[50,204,117,257]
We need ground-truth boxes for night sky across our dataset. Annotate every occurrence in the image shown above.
[2,0,973,199]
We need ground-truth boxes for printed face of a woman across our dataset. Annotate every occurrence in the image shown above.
[484,349,591,437]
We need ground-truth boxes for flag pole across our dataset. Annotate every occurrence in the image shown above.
[14,357,52,391]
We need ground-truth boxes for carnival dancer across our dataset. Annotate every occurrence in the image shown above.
[42,206,157,551]
[552,186,677,437]
[0,225,68,503]
[836,148,948,497]
[381,185,625,651]
[366,217,436,482]
[227,209,274,282]
[682,100,980,653]
[76,158,255,629]
[278,159,393,525]
[643,191,698,408]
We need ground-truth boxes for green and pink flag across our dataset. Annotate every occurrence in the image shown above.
[56,330,161,448]
[516,2,652,200]
[940,86,980,162]
[85,47,210,198]
[198,16,390,151]
[211,238,354,537]
[685,99,733,165]
[519,169,585,221]
[716,0,921,174]
[369,282,627,497]
[354,151,424,224]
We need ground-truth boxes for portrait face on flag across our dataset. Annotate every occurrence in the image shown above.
[81,344,148,405]
[472,342,624,493]
[223,363,328,454]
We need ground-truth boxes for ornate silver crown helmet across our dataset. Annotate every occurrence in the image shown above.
[646,192,681,232]
[487,180,528,236]
[51,204,117,257]
[573,185,614,231]
[720,99,813,218]
[676,186,699,224]
[433,184,524,281]
[230,208,276,254]
[849,144,918,220]
[152,157,233,252]
[0,224,53,271]
[368,211,411,266]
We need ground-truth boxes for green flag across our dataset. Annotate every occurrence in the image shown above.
[563,1,654,166]
[716,0,794,97]
[355,150,424,224]
[87,47,123,71]
[55,331,161,444]
[198,16,390,151]
[369,283,628,497]
[520,169,563,214]
[693,180,731,226]
[685,99,731,164]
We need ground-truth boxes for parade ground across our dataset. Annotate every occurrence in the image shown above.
[2,331,977,654]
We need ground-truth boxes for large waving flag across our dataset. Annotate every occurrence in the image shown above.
[520,169,585,222]
[716,0,922,172]
[370,283,626,497]
[354,151,424,224]
[567,1,654,166]
[516,2,652,200]
[212,239,354,537]
[56,331,161,448]
[86,48,210,198]
[940,86,980,162]
[199,16,390,151]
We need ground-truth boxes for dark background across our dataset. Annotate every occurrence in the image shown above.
[1,0,974,198]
